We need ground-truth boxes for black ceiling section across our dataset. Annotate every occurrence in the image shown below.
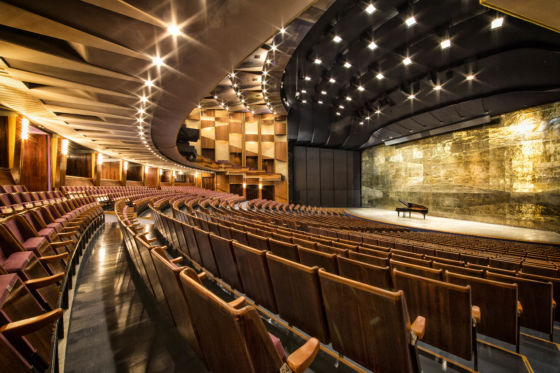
[282,0,560,150]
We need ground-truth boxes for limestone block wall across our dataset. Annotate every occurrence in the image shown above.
[361,102,560,232]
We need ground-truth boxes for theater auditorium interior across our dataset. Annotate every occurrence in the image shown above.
[0,0,559,372]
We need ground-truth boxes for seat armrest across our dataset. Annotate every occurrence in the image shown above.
[472,305,481,325]
[39,252,69,262]
[517,301,523,315]
[197,272,207,281]
[286,337,320,373]
[553,299,556,310]
[0,308,62,338]
[228,296,246,309]
[50,240,74,248]
[411,316,426,340]
[170,257,183,264]
[24,273,65,290]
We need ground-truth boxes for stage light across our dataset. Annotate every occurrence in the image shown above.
[408,93,416,100]
[346,96,352,101]
[336,112,341,116]
[305,76,311,81]
[440,39,451,49]
[318,100,323,104]
[403,57,412,65]
[321,90,327,95]
[365,4,376,14]
[314,58,322,65]
[333,35,342,43]
[368,41,377,50]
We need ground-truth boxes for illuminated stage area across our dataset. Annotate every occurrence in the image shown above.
[346,208,560,245]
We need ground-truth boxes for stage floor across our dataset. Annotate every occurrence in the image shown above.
[346,208,560,245]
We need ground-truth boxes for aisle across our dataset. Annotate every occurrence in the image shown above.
[63,218,207,373]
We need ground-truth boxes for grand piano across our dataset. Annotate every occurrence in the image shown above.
[396,199,429,219]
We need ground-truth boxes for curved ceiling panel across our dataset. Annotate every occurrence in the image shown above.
[282,0,560,150]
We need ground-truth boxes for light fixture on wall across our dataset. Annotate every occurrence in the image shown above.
[21,118,29,140]
[145,165,149,172]
[61,139,69,155]
[97,153,104,165]
[123,161,128,171]
[258,183,263,190]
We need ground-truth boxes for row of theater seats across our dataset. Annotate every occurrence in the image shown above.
[0,189,104,372]
[247,198,345,215]
[1,185,28,193]
[144,196,429,372]
[172,196,559,367]
[115,195,320,373]
[192,204,559,340]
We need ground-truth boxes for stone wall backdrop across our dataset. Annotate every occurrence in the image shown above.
[361,102,560,232]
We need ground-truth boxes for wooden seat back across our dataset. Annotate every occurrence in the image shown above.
[487,271,554,335]
[266,253,329,343]
[181,223,203,264]
[179,269,283,373]
[292,237,316,250]
[391,254,432,267]
[134,235,166,303]
[316,243,348,257]
[150,248,200,355]
[246,232,269,251]
[390,260,443,280]
[232,242,277,313]
[319,269,420,373]
[446,271,518,346]
[349,251,390,267]
[432,262,484,278]
[337,256,392,290]
[208,233,244,292]
[230,227,248,245]
[298,247,338,274]
[393,269,473,361]
[268,238,299,263]
[518,272,560,322]
[192,227,220,276]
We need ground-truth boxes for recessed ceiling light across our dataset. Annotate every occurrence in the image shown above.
[145,79,154,87]
[138,108,145,114]
[140,96,148,103]
[318,100,323,104]
[491,17,504,29]
[167,24,181,36]
[280,27,286,34]
[403,57,412,65]
[263,70,268,76]
[368,41,377,50]
[408,93,416,100]
[305,76,311,81]
[152,56,164,67]
[344,61,352,68]
[270,44,278,52]
[434,85,442,91]
[365,4,376,14]
[197,104,202,108]
[358,85,365,91]
[321,90,327,95]
[346,96,352,101]
[302,99,307,103]
[339,104,344,109]
[365,116,371,120]
[376,72,384,80]
[405,16,416,27]
[336,112,341,116]
[301,89,307,94]
[333,35,342,43]
[329,78,336,83]
[359,121,364,125]
[314,58,322,65]
[375,109,381,114]
[440,39,451,49]
[466,74,475,81]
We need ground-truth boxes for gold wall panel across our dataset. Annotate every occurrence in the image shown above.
[361,102,560,231]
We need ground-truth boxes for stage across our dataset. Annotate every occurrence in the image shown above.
[346,208,560,245]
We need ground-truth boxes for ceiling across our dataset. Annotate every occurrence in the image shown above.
[282,0,560,149]
[0,0,314,170]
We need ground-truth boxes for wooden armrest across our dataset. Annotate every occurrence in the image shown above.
[145,238,156,244]
[0,308,62,338]
[517,301,523,315]
[553,299,556,309]
[197,272,207,281]
[286,337,320,373]
[50,240,73,248]
[411,316,426,340]
[228,297,246,309]
[472,306,481,325]
[170,257,183,264]
[24,273,65,290]
[39,252,69,262]
[57,231,77,237]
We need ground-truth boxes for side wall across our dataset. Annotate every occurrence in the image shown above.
[361,102,560,231]
[291,145,360,207]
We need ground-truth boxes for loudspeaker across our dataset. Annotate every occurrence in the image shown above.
[176,126,200,162]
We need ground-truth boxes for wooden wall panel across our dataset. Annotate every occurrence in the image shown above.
[0,117,8,168]
[275,142,287,161]
[101,161,120,180]
[145,168,158,188]
[67,153,92,178]
[20,134,48,191]
[274,121,287,135]
[201,137,215,149]
[215,125,229,141]
[126,164,142,181]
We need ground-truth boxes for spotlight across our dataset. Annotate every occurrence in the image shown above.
[138,108,145,114]
[357,85,365,92]
[368,41,377,50]
[152,56,164,67]
[405,16,416,27]
[344,61,352,68]
[491,17,504,29]
[434,85,442,91]
[145,79,154,87]
[440,39,451,49]
[305,76,311,81]
[280,27,286,34]
[466,74,475,81]
[408,93,416,100]
[140,96,148,103]
[376,72,384,80]
[333,35,342,43]
[365,4,376,14]
[329,78,336,83]
[167,24,181,36]
[403,57,412,65]
[314,58,322,65]
[346,96,352,101]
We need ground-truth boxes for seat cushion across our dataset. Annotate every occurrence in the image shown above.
[268,332,286,360]
[0,274,19,305]
[3,252,34,273]
[23,237,48,252]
